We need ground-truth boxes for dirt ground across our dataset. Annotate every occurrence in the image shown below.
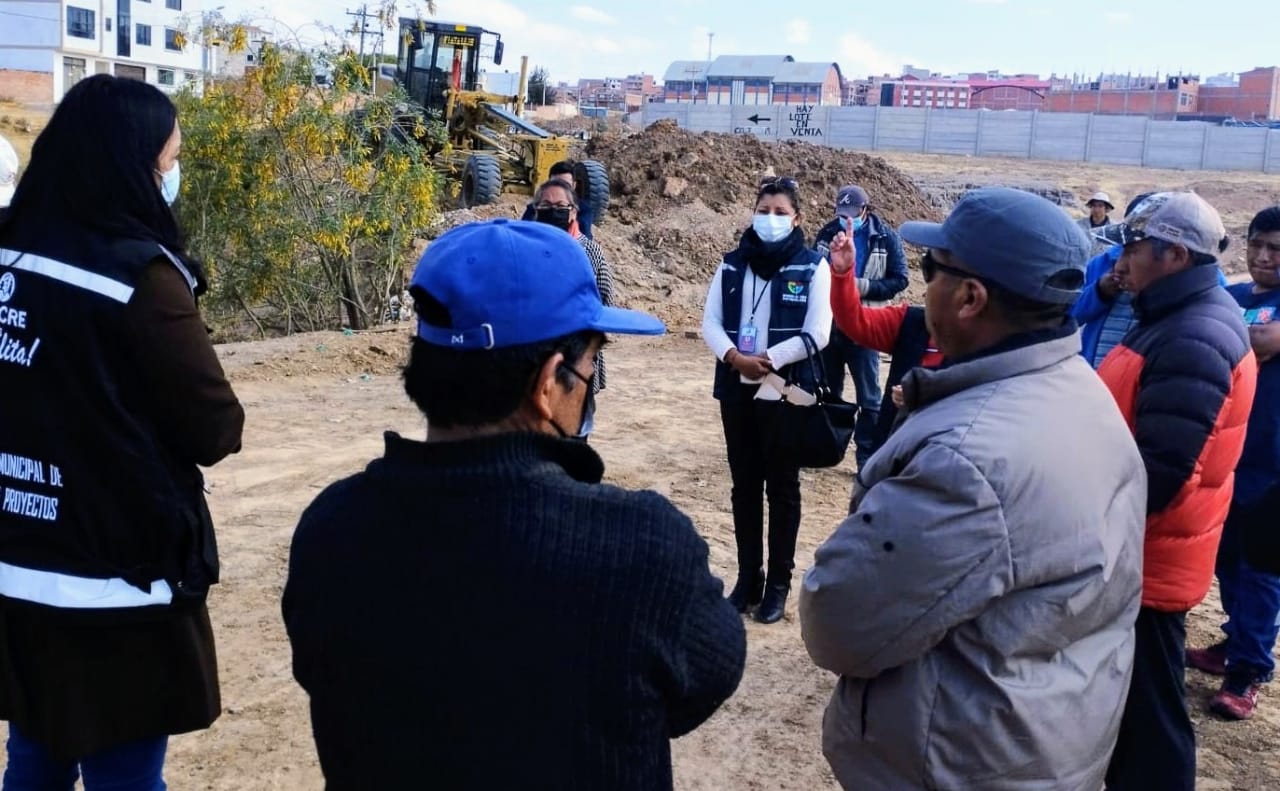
[3,326,1276,789]
[3,106,1280,786]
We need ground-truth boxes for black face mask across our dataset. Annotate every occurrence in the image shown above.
[534,206,574,231]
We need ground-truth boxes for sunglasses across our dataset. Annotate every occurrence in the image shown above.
[921,250,990,285]
[759,176,799,191]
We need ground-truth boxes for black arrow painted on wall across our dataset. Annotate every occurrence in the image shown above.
[747,114,771,124]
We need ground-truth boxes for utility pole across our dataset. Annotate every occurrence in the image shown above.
[706,33,714,105]
[346,5,375,64]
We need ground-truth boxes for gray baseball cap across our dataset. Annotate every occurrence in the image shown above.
[1093,191,1227,257]
[835,185,868,217]
[900,187,1091,305]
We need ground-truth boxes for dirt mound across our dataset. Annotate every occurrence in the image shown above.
[584,119,941,327]
[589,119,939,227]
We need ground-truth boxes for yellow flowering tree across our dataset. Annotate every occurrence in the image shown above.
[175,37,439,333]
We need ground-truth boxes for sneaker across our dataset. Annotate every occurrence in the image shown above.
[1209,680,1261,720]
[1186,641,1228,676]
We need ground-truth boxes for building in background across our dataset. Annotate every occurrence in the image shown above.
[772,61,843,106]
[661,60,709,104]
[0,0,207,102]
[703,55,792,106]
[1045,74,1201,119]
[577,77,624,112]
[882,76,971,109]
[966,74,1051,111]
[208,24,270,79]
[659,55,842,106]
[1199,67,1280,121]
[622,72,660,104]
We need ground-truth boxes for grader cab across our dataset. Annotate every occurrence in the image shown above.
[391,19,609,214]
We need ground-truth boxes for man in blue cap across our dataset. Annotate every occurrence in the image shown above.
[801,188,1146,790]
[283,219,746,790]
[813,184,909,468]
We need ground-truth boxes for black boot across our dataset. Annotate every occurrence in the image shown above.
[727,570,765,614]
[755,582,790,624]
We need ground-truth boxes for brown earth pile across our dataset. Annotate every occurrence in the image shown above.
[426,120,941,331]
[583,119,942,328]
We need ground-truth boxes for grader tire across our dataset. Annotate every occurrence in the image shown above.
[461,154,502,207]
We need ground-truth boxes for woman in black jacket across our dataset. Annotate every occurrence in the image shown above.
[0,75,243,788]
[700,177,832,624]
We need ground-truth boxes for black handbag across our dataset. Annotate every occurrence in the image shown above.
[766,333,858,468]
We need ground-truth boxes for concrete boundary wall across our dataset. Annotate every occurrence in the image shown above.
[640,104,1280,174]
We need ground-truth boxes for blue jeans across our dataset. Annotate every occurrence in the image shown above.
[3,727,167,791]
[1217,499,1280,682]
[822,329,882,466]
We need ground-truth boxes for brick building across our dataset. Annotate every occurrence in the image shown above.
[883,76,971,109]
[1199,67,1280,121]
[843,74,891,106]
[1045,75,1201,119]
[703,55,792,106]
[967,75,1051,111]
[772,61,842,106]
[623,73,660,100]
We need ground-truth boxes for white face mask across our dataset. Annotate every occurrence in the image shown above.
[752,213,794,243]
[158,160,181,205]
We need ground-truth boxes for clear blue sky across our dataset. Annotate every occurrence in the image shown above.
[219,0,1274,84]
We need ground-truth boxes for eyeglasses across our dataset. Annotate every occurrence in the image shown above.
[921,250,989,285]
[557,360,597,437]
[535,202,575,211]
[759,176,799,191]
[558,361,595,389]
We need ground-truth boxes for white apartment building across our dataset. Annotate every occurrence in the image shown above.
[0,0,205,101]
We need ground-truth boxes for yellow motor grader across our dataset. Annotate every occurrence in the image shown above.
[386,19,609,214]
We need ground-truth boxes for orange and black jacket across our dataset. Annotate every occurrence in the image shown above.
[1098,265,1258,612]
[830,269,944,451]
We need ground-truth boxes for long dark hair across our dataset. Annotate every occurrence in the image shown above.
[0,75,184,257]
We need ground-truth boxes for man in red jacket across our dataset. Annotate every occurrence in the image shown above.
[827,235,942,459]
[1096,192,1258,791]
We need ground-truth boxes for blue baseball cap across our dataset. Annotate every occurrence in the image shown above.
[410,218,664,349]
[899,187,1090,305]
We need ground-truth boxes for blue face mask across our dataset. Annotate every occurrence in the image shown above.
[158,161,181,205]
[840,215,865,233]
[753,213,794,243]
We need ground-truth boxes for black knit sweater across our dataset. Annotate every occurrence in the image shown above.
[283,431,746,790]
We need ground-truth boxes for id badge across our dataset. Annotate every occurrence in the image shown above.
[738,324,758,354]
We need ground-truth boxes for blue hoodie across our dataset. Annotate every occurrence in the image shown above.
[1227,282,1280,505]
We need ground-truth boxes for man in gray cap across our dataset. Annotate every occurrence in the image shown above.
[1094,192,1256,791]
[800,187,1146,790]
[813,184,908,468]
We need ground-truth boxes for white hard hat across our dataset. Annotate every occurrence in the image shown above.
[0,134,17,208]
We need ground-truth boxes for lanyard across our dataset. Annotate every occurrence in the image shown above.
[748,272,770,323]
